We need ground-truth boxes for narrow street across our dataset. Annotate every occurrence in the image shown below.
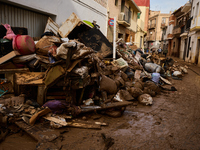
[1,0,200,150]
[1,58,200,150]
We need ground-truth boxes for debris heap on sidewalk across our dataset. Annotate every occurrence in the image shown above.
[0,13,189,143]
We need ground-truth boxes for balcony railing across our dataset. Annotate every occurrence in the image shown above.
[167,34,173,39]
[161,22,166,28]
[123,6,131,24]
[173,24,181,35]
[186,17,193,30]
[146,36,155,41]
[148,23,156,29]
[181,25,186,34]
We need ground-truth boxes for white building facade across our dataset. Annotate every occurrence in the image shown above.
[187,0,200,65]
[0,0,108,37]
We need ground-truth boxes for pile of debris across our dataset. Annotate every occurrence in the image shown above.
[0,13,188,144]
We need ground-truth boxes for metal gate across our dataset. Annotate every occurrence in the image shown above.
[0,2,48,37]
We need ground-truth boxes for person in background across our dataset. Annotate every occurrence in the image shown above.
[158,47,162,54]
[146,47,149,53]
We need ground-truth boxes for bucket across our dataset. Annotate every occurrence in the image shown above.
[13,35,35,55]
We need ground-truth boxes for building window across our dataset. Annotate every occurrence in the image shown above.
[115,0,118,6]
[155,18,156,24]
[162,17,166,23]
[196,2,199,18]
[150,20,152,25]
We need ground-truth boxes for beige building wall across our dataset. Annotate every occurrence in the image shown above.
[107,0,140,44]
[135,6,146,48]
[188,0,200,65]
[147,10,170,48]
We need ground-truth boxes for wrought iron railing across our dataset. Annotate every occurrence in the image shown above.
[123,6,131,24]
[186,17,193,30]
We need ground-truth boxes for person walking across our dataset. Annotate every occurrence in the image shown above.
[158,47,162,55]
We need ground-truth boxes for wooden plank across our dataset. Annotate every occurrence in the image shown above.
[81,101,133,113]
[73,120,108,126]
[15,121,59,142]
[15,72,45,85]
[12,54,36,64]
[0,68,29,74]
[160,76,172,85]
[67,122,101,129]
[43,116,68,126]
[0,51,20,64]
[44,116,101,129]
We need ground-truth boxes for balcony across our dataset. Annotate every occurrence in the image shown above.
[118,6,131,27]
[148,23,156,29]
[146,36,155,41]
[167,34,173,39]
[173,25,181,35]
[161,22,167,28]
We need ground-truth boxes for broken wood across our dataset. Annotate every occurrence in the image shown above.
[12,54,36,64]
[44,116,68,126]
[29,107,52,125]
[73,120,108,126]
[160,76,172,85]
[0,51,20,64]
[44,116,101,129]
[15,72,45,85]
[67,122,101,129]
[15,121,59,142]
[0,68,29,74]
[80,101,133,113]
[0,94,25,107]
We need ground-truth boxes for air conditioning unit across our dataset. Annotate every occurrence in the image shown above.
[118,12,125,21]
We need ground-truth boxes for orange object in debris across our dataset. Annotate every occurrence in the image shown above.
[13,35,35,55]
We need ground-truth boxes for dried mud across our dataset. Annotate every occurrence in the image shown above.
[1,58,200,150]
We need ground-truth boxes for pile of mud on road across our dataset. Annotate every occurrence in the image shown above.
[0,13,189,143]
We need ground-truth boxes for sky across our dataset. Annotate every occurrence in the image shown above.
[150,0,189,13]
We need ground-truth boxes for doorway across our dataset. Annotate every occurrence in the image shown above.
[187,37,191,58]
[125,33,129,42]
[195,39,200,64]
[183,39,187,60]
[118,33,123,39]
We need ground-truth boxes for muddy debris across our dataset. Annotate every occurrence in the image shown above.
[0,12,189,148]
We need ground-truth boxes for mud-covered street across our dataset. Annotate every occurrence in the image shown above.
[1,58,200,150]
[1,0,200,149]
